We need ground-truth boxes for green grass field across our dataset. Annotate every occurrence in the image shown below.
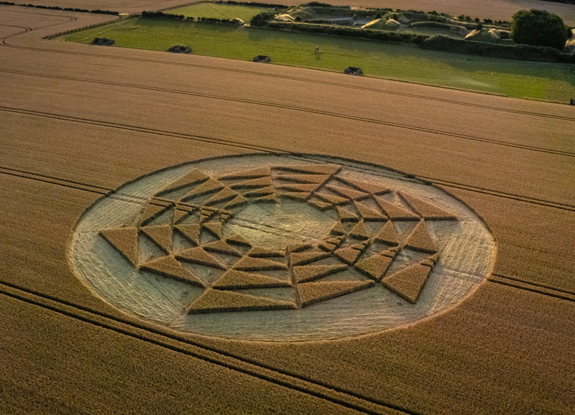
[166,3,269,22]
[61,18,575,102]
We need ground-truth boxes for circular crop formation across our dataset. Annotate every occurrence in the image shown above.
[70,154,496,341]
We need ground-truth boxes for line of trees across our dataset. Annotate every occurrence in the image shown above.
[0,1,119,14]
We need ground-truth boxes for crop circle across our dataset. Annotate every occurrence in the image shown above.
[70,154,496,341]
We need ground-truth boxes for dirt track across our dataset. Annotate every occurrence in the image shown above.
[1,6,574,415]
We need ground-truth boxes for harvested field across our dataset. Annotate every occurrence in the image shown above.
[1,5,575,414]
[167,3,269,21]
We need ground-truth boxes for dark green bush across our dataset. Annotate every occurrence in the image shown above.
[264,22,428,44]
[421,34,575,62]
[511,9,569,50]
[250,11,275,26]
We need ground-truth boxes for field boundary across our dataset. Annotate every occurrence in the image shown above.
[0,278,414,415]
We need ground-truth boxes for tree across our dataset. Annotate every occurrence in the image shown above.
[511,9,568,50]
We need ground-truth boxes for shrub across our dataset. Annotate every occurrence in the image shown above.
[420,34,574,62]
[264,22,428,44]
[302,2,335,6]
[511,9,569,50]
[250,11,274,26]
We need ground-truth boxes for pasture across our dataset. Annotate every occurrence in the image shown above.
[61,18,575,102]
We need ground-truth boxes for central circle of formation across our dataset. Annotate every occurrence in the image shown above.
[70,155,495,341]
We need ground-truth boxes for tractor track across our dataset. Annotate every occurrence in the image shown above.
[1,105,575,213]
[0,278,416,415]
[1,69,574,159]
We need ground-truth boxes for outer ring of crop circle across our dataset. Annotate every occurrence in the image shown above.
[68,152,497,342]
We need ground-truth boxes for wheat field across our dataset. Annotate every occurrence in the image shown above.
[1,3,574,415]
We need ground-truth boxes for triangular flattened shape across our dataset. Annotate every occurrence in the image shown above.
[286,243,313,253]
[299,280,374,307]
[229,177,273,189]
[326,185,368,201]
[333,246,362,265]
[247,247,285,258]
[355,254,394,282]
[244,186,275,198]
[335,176,389,195]
[140,225,172,254]
[233,256,288,271]
[212,269,291,289]
[374,196,420,220]
[252,193,278,204]
[204,187,239,207]
[100,227,139,266]
[173,208,191,224]
[354,201,387,221]
[318,241,338,252]
[336,205,359,222]
[308,198,333,211]
[199,207,216,223]
[140,255,204,287]
[349,221,370,240]
[398,192,457,220]
[225,233,252,248]
[187,288,296,314]
[315,191,350,206]
[293,264,348,283]
[175,223,201,246]
[273,164,341,176]
[275,174,330,184]
[290,251,331,266]
[223,194,248,210]
[330,222,346,236]
[276,183,320,193]
[203,221,223,239]
[380,246,400,258]
[382,263,432,304]
[176,247,226,269]
[277,191,308,201]
[182,178,224,201]
[219,167,270,180]
[373,221,399,246]
[307,196,333,210]
[405,221,437,254]
[155,169,210,197]
[203,240,242,257]
[139,203,168,227]
[420,253,440,268]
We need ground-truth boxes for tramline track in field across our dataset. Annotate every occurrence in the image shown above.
[1,70,573,159]
[0,279,413,415]
[1,105,575,213]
